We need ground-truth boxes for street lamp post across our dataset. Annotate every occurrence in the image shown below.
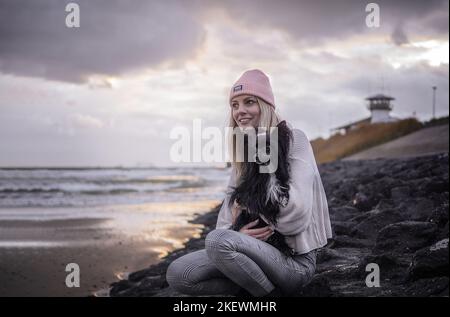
[432,86,437,120]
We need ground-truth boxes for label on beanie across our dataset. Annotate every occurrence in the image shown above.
[233,85,243,92]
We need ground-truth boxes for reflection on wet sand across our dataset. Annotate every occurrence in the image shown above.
[0,199,221,296]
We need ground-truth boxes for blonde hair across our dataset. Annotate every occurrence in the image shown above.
[227,97,281,179]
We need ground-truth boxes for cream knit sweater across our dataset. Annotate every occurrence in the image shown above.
[216,128,333,254]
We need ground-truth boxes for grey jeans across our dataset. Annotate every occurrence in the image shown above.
[166,228,317,297]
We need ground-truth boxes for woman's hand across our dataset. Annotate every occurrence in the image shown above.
[239,219,274,241]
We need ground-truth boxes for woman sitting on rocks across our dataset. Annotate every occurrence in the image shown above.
[166,69,332,297]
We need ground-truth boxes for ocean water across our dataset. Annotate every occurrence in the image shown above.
[0,167,230,210]
[0,167,231,251]
[0,166,231,250]
[0,167,233,296]
[0,166,231,246]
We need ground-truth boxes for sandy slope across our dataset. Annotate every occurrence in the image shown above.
[344,124,449,160]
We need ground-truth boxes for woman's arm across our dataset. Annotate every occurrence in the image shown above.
[275,129,317,236]
[275,159,315,235]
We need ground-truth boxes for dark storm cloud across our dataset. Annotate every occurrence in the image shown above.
[0,0,206,83]
[0,0,447,84]
[209,0,448,44]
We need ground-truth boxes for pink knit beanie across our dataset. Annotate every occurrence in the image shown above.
[229,69,275,108]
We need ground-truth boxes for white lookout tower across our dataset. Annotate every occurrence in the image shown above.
[331,93,399,134]
[366,94,396,123]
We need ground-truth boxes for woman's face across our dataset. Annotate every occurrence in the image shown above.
[230,95,261,129]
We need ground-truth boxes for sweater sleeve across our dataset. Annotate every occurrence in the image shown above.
[215,167,237,230]
[275,129,317,236]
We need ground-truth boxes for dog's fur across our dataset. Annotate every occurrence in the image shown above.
[229,120,294,256]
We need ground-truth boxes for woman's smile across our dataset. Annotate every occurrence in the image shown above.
[238,117,252,124]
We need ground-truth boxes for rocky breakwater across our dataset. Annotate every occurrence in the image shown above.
[110,153,449,297]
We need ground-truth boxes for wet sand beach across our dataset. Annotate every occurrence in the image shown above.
[0,201,219,296]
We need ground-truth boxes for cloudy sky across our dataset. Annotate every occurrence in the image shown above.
[0,0,448,167]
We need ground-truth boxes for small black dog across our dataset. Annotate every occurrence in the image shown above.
[231,209,294,257]
[228,121,295,257]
